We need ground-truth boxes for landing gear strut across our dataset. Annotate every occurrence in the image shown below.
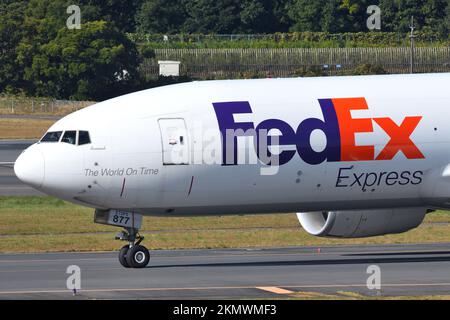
[116,228,150,268]
[94,209,150,269]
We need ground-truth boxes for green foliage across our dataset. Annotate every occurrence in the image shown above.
[379,0,448,35]
[2,0,142,100]
[76,0,144,33]
[1,0,449,100]
[136,0,187,34]
[133,0,449,35]
[349,63,387,75]
[130,32,449,49]
[287,0,449,34]
[24,21,141,100]
[292,66,329,77]
[183,0,242,33]
[139,44,156,59]
[0,1,28,93]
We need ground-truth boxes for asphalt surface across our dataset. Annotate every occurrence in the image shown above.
[1,243,450,299]
[0,140,42,196]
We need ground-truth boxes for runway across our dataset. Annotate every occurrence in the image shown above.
[0,140,42,196]
[1,243,450,299]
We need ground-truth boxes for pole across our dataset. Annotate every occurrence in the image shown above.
[409,16,416,74]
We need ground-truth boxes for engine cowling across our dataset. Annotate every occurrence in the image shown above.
[297,207,427,238]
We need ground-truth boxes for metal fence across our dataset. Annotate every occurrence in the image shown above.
[140,47,450,79]
[1,48,448,114]
[0,97,94,114]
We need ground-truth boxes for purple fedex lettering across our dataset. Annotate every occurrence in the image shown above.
[213,102,254,165]
[213,102,297,166]
[255,119,296,166]
[296,99,341,165]
[213,100,342,166]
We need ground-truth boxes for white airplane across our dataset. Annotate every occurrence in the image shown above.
[14,73,450,268]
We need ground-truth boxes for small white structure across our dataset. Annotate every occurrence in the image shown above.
[158,60,181,77]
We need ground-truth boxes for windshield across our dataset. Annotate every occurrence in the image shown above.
[40,130,91,145]
[61,131,77,145]
[78,131,91,145]
[40,131,62,143]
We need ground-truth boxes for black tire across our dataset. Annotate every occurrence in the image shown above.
[126,245,150,268]
[119,245,130,268]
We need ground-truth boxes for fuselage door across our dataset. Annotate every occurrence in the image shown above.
[158,118,189,165]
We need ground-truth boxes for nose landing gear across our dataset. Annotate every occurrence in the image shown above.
[94,209,150,269]
[116,228,150,268]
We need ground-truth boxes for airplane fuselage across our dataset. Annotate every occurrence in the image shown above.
[14,74,450,216]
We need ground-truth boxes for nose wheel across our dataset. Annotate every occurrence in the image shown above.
[126,245,150,268]
[94,210,150,269]
[116,228,150,268]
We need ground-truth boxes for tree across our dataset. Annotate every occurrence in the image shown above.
[420,0,448,35]
[272,0,292,32]
[288,0,325,32]
[321,0,346,33]
[240,0,283,33]
[24,21,140,100]
[289,0,377,33]
[7,0,143,99]
[0,1,28,93]
[337,0,373,32]
[288,0,448,33]
[378,0,397,32]
[447,2,450,32]
[77,0,144,33]
[379,0,448,34]
[395,0,426,32]
[183,0,241,33]
[14,0,83,96]
[136,0,187,34]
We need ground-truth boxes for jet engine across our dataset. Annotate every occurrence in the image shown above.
[297,207,427,238]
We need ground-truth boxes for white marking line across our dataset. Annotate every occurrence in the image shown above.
[2,282,450,295]
[257,287,294,294]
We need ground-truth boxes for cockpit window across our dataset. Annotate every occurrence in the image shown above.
[78,131,91,145]
[61,131,77,145]
[40,131,62,143]
[40,130,91,145]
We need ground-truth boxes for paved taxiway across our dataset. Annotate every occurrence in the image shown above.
[1,243,450,299]
[0,140,42,196]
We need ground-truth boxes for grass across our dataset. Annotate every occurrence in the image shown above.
[288,291,450,300]
[1,196,450,253]
[0,118,55,139]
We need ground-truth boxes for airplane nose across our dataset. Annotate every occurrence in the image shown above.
[14,145,45,188]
